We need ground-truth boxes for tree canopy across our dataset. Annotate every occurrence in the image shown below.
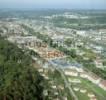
[0,36,45,100]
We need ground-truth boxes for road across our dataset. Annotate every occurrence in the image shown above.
[59,68,78,100]
[49,61,78,100]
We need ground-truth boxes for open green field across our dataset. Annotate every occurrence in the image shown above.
[67,76,106,100]
[75,91,89,100]
[80,78,106,100]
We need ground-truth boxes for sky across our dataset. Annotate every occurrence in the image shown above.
[0,0,106,9]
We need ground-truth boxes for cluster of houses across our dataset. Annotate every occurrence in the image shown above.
[8,36,43,47]
[37,67,68,100]
[42,49,64,59]
[0,21,27,36]
[34,46,65,60]
[90,44,103,54]
[8,36,65,60]
[73,86,97,100]
[64,67,106,91]
[94,57,104,69]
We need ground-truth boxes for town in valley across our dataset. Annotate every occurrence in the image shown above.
[0,9,106,100]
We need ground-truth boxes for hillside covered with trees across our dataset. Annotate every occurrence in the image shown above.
[0,36,45,100]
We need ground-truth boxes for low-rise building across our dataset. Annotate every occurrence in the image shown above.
[64,69,78,76]
[87,73,101,85]
[80,72,88,78]
[94,57,103,69]
[99,80,106,91]
[68,78,81,83]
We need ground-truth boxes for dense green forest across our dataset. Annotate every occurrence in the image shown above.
[0,36,45,100]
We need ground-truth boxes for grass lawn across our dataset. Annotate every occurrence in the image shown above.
[80,78,106,100]
[75,91,89,100]
[68,76,106,100]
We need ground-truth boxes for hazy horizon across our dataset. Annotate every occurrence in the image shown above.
[0,0,106,10]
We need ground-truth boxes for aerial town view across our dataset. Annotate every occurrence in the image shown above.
[0,0,106,100]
